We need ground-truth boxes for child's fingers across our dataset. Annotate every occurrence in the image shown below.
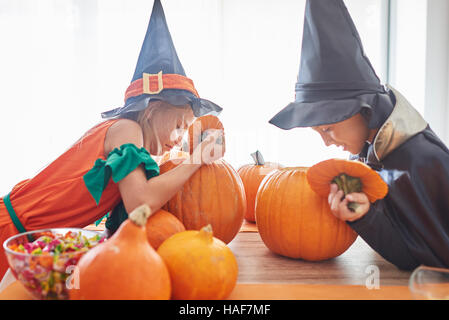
[329,190,344,218]
[328,189,371,222]
[338,197,359,220]
[341,193,370,222]
[346,192,369,204]
[339,197,353,216]
[328,183,338,203]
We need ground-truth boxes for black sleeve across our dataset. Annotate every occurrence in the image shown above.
[347,201,420,270]
[347,132,449,270]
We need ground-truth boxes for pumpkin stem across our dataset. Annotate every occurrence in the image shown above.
[200,131,223,145]
[129,204,152,227]
[332,173,363,213]
[251,150,265,166]
[347,202,364,214]
[199,224,214,242]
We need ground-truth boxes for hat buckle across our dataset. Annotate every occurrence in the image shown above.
[143,70,164,94]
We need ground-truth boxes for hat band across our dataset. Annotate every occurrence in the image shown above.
[124,71,199,102]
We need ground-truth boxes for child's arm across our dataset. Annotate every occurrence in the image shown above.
[346,201,421,270]
[104,119,221,215]
[328,183,420,270]
[345,141,449,271]
[117,157,202,214]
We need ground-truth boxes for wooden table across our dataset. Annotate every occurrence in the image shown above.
[229,230,412,286]
[0,221,415,300]
[226,227,414,299]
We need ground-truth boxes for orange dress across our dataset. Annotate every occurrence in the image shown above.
[0,120,122,278]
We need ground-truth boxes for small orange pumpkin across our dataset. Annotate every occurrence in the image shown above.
[146,209,185,250]
[237,151,283,222]
[70,205,171,300]
[157,224,238,300]
[306,158,388,213]
[256,167,357,261]
[188,115,225,157]
[160,158,246,244]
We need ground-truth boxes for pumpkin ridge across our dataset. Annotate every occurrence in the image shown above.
[224,161,237,238]
[329,199,340,259]
[297,169,305,259]
[212,161,223,235]
[198,163,207,229]
[293,169,305,258]
[259,172,275,249]
[277,171,289,255]
[224,160,245,240]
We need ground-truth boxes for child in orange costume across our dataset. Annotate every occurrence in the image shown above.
[0,0,223,278]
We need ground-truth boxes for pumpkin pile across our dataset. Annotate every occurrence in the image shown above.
[71,205,237,300]
[237,150,282,222]
[255,166,358,261]
[157,224,238,300]
[161,115,245,244]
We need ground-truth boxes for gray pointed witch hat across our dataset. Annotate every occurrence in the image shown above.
[269,0,394,130]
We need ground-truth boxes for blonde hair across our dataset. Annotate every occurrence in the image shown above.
[136,100,191,153]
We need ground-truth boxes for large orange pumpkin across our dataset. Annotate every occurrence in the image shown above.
[237,151,283,222]
[255,167,357,261]
[160,158,246,244]
[157,224,238,300]
[70,205,171,300]
[146,209,185,250]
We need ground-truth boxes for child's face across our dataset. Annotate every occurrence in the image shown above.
[151,104,195,155]
[311,113,374,155]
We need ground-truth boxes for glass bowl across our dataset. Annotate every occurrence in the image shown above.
[409,265,449,300]
[3,228,105,300]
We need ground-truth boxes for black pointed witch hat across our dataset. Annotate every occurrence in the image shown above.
[269,0,394,130]
[102,0,222,119]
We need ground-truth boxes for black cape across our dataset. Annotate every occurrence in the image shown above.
[349,89,449,270]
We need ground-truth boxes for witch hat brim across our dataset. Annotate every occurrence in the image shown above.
[269,0,393,130]
[102,0,222,119]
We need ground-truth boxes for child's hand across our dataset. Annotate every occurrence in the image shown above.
[190,129,224,165]
[328,183,370,222]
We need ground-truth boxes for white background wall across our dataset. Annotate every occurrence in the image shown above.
[0,0,446,195]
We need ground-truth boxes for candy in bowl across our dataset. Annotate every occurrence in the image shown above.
[3,228,106,300]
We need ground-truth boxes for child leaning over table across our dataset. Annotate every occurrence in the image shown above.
[0,0,224,280]
[269,0,449,270]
